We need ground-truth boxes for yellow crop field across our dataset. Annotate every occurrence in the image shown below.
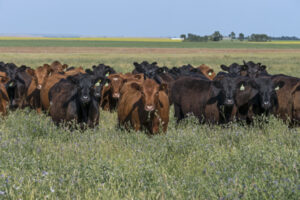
[0,36,182,42]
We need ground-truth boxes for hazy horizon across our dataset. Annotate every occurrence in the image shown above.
[1,0,299,38]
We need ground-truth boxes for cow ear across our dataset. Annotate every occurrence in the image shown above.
[62,64,68,70]
[274,81,285,91]
[151,62,157,66]
[220,65,229,72]
[157,68,163,74]
[207,69,214,76]
[292,84,300,94]
[26,68,35,76]
[85,69,93,75]
[260,65,267,71]
[130,82,141,91]
[159,83,168,94]
[134,74,143,80]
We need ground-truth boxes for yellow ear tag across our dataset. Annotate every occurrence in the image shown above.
[240,84,245,91]
[9,82,13,87]
[275,86,280,91]
[95,82,100,86]
[208,72,212,76]
[105,83,109,87]
[105,73,109,77]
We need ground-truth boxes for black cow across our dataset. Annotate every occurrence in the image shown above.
[49,73,105,128]
[170,76,252,124]
[243,61,270,78]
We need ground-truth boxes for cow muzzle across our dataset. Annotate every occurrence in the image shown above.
[224,99,234,106]
[262,101,271,109]
[145,105,155,112]
[37,84,42,90]
[113,93,120,99]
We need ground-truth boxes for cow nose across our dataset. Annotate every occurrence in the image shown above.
[81,95,90,102]
[113,93,120,98]
[37,84,42,90]
[145,105,154,111]
[94,92,101,97]
[262,101,271,109]
[225,99,234,105]
[263,101,270,106]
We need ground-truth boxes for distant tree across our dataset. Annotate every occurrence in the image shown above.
[180,34,186,40]
[229,32,236,41]
[248,34,270,42]
[238,33,244,41]
[210,31,223,41]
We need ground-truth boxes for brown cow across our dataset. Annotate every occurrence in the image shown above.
[0,72,10,115]
[197,64,216,80]
[26,65,53,112]
[118,79,169,134]
[292,82,300,124]
[271,75,300,124]
[49,61,68,72]
[101,73,144,111]
[40,67,85,111]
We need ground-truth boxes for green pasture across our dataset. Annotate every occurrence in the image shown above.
[0,44,299,199]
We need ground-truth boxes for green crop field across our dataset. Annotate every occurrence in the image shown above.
[1,39,300,49]
[0,40,300,199]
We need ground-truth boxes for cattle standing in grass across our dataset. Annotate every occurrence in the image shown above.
[271,74,300,125]
[171,76,258,124]
[49,73,104,128]
[40,67,85,110]
[250,77,284,116]
[0,72,10,115]
[26,64,52,112]
[118,79,169,134]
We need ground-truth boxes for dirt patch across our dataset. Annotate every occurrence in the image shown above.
[1,47,300,54]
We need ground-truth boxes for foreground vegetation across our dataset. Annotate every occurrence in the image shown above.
[0,46,300,199]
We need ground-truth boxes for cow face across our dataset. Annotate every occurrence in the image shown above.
[212,76,258,107]
[93,77,109,98]
[220,63,247,76]
[50,61,68,73]
[251,77,285,110]
[26,65,51,90]
[68,74,95,104]
[92,64,115,79]
[12,67,32,109]
[131,79,167,112]
[243,61,268,78]
[108,74,126,99]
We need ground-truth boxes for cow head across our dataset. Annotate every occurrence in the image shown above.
[251,77,285,110]
[50,61,68,73]
[26,65,51,90]
[220,63,248,76]
[198,64,216,80]
[243,61,268,78]
[67,73,97,104]
[108,74,126,99]
[130,79,167,112]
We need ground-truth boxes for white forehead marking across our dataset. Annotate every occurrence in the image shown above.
[113,78,118,81]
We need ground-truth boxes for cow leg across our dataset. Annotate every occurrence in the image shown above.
[66,101,78,123]
[88,100,100,128]
[174,103,184,123]
[131,107,141,131]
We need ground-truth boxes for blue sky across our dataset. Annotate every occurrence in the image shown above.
[0,0,299,37]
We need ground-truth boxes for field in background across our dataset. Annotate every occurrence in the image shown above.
[0,42,300,199]
[1,38,300,48]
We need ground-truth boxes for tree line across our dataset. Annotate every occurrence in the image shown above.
[180,32,300,42]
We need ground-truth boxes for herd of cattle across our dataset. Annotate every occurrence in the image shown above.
[0,60,299,134]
